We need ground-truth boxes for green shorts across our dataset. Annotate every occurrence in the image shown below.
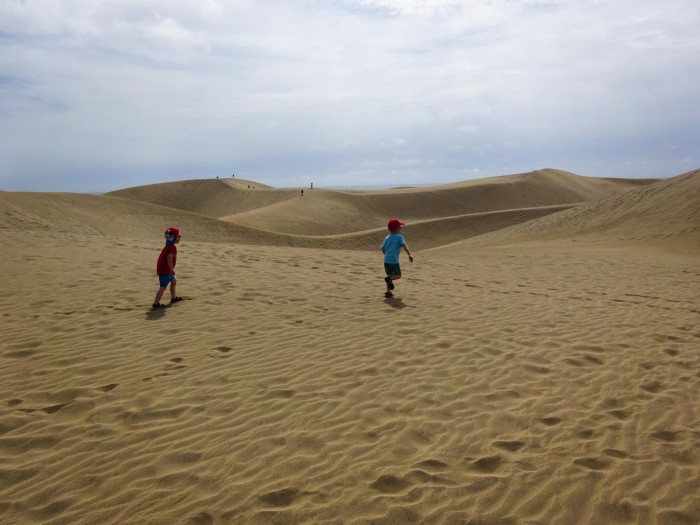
[384,263,401,277]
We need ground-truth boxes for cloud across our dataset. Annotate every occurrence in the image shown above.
[0,0,698,191]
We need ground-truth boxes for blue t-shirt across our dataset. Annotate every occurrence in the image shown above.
[381,233,405,264]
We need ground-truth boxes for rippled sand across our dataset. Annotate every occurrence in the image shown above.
[1,169,698,524]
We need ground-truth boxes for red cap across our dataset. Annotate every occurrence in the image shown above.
[387,218,405,231]
[165,227,180,241]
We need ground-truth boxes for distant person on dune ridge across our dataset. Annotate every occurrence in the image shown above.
[381,218,413,298]
[153,227,183,309]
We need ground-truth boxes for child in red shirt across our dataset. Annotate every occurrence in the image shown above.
[153,227,183,308]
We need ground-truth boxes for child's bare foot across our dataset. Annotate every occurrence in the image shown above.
[384,291,393,298]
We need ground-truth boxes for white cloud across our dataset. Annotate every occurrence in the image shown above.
[0,0,698,191]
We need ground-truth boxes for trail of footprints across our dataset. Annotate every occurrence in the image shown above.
[8,383,118,415]
[7,355,195,415]
[143,357,187,382]
[140,346,244,385]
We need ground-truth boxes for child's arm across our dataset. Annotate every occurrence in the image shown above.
[402,243,413,263]
[167,253,176,274]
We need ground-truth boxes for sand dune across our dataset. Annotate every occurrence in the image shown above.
[108,169,656,236]
[0,191,572,252]
[1,168,698,524]
[440,168,700,255]
[3,167,643,252]
[312,204,577,252]
[106,178,288,219]
[0,191,293,246]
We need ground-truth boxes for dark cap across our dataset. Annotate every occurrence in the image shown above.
[387,218,405,231]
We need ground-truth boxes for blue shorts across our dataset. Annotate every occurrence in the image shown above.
[158,274,176,287]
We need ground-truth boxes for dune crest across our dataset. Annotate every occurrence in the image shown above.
[106,169,656,236]
[439,168,700,255]
[4,169,695,253]
[107,178,294,219]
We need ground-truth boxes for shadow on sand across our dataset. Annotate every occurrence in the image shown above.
[384,297,412,309]
[145,306,168,320]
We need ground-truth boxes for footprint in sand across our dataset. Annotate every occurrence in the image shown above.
[211,346,232,357]
[413,459,449,471]
[266,389,296,399]
[651,430,680,442]
[12,383,118,414]
[5,350,37,359]
[573,457,611,471]
[468,455,504,473]
[369,474,411,493]
[143,373,168,382]
[576,428,596,439]
[493,440,526,453]
[603,448,628,459]
[143,359,186,381]
[609,409,631,420]
[583,354,604,365]
[257,488,300,507]
[186,512,214,525]
[41,403,72,414]
[641,380,664,393]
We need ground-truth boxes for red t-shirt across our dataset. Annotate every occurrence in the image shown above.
[156,245,177,275]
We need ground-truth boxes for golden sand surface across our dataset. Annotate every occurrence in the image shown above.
[1,169,698,524]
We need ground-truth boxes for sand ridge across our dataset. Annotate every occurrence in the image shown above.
[439,168,700,256]
[1,168,699,524]
[0,191,573,252]
[107,169,658,236]
[107,178,292,219]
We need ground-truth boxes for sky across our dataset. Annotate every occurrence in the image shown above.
[1,0,699,192]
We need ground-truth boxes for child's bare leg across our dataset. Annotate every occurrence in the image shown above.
[154,287,167,304]
[385,274,400,294]
[169,279,177,301]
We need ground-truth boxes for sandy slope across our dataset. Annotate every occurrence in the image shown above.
[439,168,700,256]
[0,191,292,246]
[107,169,656,236]
[106,178,288,219]
[0,192,571,252]
[1,169,698,525]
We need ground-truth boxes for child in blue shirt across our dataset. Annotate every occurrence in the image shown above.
[380,218,413,298]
